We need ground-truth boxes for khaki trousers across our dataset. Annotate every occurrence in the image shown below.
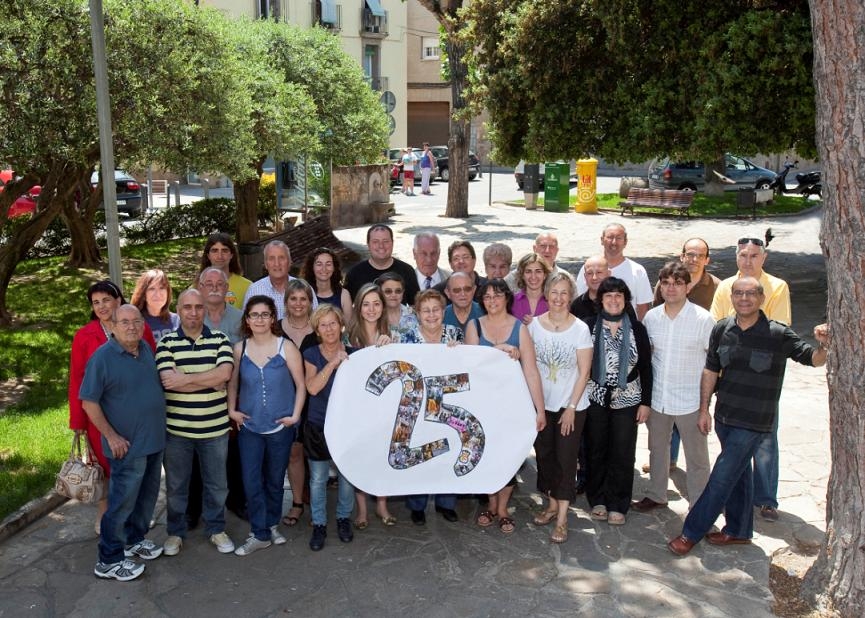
[645,409,710,507]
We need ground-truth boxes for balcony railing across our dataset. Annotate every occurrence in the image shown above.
[361,8,388,37]
[367,76,389,92]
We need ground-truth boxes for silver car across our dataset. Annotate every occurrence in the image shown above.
[648,154,776,191]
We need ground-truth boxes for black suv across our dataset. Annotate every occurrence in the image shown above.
[429,146,480,182]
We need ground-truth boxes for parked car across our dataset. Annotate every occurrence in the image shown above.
[428,145,480,182]
[648,154,776,191]
[0,169,40,218]
[90,169,144,217]
[514,160,577,190]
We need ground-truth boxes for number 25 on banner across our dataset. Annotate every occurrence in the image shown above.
[365,361,485,477]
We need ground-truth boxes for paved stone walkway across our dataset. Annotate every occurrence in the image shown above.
[0,178,829,617]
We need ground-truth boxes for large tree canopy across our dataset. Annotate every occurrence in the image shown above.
[465,0,816,165]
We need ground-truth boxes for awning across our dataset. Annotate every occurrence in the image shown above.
[365,0,386,18]
[321,0,338,24]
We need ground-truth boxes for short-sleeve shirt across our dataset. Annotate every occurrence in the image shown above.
[706,312,815,432]
[345,258,420,306]
[204,303,243,346]
[156,325,234,439]
[145,312,180,345]
[576,258,653,309]
[643,301,715,414]
[79,338,166,459]
[444,301,484,333]
[529,318,593,411]
[227,273,252,308]
[710,270,791,326]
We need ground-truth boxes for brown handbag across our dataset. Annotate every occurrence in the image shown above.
[55,432,106,503]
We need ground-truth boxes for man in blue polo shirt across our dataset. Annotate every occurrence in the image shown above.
[668,277,829,556]
[80,304,166,581]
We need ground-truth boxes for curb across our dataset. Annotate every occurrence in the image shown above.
[0,491,67,545]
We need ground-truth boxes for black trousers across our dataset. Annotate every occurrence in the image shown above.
[534,408,586,502]
[584,403,638,514]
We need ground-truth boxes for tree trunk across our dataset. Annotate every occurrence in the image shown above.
[444,24,470,219]
[64,174,103,268]
[234,177,261,243]
[0,168,71,326]
[802,1,865,614]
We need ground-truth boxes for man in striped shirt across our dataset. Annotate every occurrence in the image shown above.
[157,288,235,556]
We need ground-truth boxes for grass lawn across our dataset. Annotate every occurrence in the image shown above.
[529,192,818,216]
[0,238,203,520]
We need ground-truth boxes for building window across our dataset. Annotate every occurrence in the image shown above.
[421,36,440,60]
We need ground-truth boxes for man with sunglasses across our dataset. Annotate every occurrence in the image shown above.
[443,271,484,332]
[710,236,791,522]
[668,277,828,555]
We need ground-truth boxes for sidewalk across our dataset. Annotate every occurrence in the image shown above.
[0,192,828,617]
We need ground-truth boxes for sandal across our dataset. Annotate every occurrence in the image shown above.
[377,513,397,526]
[476,510,497,527]
[607,511,626,526]
[550,524,568,544]
[354,519,369,530]
[499,516,516,534]
[282,502,304,527]
[533,510,557,526]
[590,505,608,521]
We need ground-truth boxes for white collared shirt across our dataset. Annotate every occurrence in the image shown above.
[243,275,317,319]
[643,300,715,414]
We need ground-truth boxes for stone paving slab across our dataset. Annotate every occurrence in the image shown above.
[0,179,829,617]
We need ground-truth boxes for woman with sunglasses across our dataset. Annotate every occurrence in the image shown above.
[375,272,418,343]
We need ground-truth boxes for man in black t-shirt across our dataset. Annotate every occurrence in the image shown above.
[344,224,420,304]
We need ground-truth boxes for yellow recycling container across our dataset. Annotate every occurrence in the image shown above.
[575,158,598,213]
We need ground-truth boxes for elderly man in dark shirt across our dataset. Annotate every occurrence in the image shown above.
[81,304,166,581]
[668,277,829,555]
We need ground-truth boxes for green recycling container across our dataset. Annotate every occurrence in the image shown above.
[543,162,570,212]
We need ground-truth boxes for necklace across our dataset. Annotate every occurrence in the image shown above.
[547,314,572,331]
[284,317,309,330]
[100,321,112,339]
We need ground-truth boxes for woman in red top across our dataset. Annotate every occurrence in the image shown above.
[68,280,156,533]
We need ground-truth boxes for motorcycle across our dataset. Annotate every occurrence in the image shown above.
[770,159,822,198]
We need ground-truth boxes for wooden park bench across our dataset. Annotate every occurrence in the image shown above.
[619,187,695,217]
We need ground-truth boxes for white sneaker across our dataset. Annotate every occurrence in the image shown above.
[94,559,145,581]
[270,525,286,545]
[163,535,183,556]
[234,536,271,556]
[210,532,235,553]
[124,539,163,560]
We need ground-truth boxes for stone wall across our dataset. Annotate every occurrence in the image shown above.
[330,164,392,229]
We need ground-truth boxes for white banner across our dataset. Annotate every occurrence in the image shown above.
[325,344,537,495]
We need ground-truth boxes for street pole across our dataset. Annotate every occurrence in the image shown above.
[88,0,122,289]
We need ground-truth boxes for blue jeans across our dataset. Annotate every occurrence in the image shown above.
[670,425,681,462]
[238,425,294,540]
[752,429,779,509]
[405,494,457,512]
[308,459,354,526]
[99,451,163,564]
[165,432,229,537]
[682,420,766,541]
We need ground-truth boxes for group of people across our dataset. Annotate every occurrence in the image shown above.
[397,143,438,196]
[69,221,829,581]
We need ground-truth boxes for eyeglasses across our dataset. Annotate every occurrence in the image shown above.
[114,319,144,328]
[419,307,443,315]
[660,280,687,287]
[247,312,273,320]
[732,289,762,298]
[448,286,474,295]
[536,243,557,250]
[200,281,227,289]
[482,292,506,302]
[682,251,708,260]
[737,237,764,247]
[382,288,403,295]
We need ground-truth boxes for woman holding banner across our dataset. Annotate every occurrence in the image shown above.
[347,284,397,528]
[465,279,546,534]
[403,289,463,524]
[528,273,593,543]
[303,305,356,551]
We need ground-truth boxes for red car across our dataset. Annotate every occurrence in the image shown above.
[0,169,40,218]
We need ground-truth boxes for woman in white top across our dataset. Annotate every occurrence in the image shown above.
[528,273,593,544]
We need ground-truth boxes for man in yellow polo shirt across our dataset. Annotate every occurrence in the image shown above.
[709,236,791,523]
